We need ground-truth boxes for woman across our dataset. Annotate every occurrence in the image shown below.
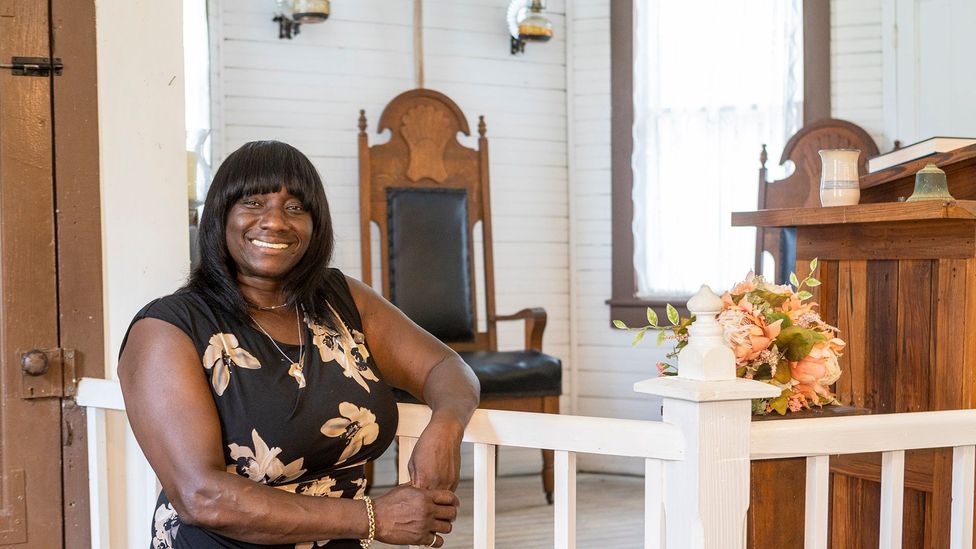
[118,140,480,548]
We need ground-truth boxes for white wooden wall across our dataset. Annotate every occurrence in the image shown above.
[211,0,571,482]
[830,0,888,149]
[567,0,666,476]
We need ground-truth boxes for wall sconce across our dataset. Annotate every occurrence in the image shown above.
[273,0,330,40]
[507,0,553,55]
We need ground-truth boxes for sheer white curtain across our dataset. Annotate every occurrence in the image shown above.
[632,0,803,298]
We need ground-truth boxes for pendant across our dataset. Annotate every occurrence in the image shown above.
[288,362,307,389]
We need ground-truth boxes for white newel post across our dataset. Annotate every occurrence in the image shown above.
[635,286,779,549]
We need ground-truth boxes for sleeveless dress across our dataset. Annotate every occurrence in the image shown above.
[124,269,398,549]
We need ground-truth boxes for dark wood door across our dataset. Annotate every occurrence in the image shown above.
[0,1,65,546]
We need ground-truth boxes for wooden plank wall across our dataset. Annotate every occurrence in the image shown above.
[830,0,887,148]
[211,0,574,482]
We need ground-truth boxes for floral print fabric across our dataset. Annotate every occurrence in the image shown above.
[128,269,398,549]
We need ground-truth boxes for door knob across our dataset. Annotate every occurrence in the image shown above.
[21,350,49,376]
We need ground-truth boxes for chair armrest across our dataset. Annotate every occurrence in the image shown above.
[495,308,547,352]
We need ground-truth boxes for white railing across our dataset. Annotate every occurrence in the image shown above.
[395,404,684,549]
[751,410,976,549]
[75,286,976,549]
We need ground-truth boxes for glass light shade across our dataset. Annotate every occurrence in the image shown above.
[292,0,329,23]
[818,149,861,207]
[518,12,553,42]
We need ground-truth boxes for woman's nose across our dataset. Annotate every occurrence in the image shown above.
[259,206,287,228]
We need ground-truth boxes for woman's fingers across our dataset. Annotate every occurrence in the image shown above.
[431,519,453,535]
[430,489,460,507]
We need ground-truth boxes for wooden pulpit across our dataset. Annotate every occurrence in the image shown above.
[736,145,976,548]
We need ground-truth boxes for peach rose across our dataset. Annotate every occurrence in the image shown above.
[790,339,844,403]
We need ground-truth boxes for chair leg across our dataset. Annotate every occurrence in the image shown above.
[542,448,554,504]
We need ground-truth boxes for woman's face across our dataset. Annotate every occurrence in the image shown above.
[225,187,312,284]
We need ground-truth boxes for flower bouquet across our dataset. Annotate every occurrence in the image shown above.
[615,259,845,415]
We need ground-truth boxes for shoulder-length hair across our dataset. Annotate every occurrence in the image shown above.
[186,140,336,325]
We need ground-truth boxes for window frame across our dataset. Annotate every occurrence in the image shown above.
[608,0,831,325]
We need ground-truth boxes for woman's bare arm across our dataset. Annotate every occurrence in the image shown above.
[346,276,480,490]
[118,317,456,545]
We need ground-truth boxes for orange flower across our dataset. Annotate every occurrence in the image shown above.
[790,339,844,404]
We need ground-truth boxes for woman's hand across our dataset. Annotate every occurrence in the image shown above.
[373,483,458,547]
[408,413,465,491]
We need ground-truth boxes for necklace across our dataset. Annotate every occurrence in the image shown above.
[249,301,289,311]
[250,306,306,389]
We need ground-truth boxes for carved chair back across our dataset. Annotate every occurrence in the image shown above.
[358,89,498,352]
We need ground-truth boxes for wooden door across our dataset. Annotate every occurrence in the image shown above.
[1,1,72,546]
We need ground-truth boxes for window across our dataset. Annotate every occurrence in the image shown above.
[609,0,830,324]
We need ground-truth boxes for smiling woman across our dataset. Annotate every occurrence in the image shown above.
[116,141,480,549]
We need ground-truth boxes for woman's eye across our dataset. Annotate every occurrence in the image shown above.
[287,203,306,212]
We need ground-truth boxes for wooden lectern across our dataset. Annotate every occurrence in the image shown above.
[735,144,976,548]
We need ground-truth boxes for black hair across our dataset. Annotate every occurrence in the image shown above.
[185,140,336,325]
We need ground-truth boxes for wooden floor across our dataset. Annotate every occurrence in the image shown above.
[374,473,645,548]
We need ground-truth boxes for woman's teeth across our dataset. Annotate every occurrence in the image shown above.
[251,239,289,249]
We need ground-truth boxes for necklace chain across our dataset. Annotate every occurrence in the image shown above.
[249,306,305,382]
[252,301,289,311]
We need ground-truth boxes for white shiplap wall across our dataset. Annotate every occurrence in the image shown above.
[211,0,571,483]
[568,0,665,476]
[830,0,888,148]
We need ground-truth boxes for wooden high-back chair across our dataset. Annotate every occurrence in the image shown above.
[358,89,561,502]
[755,118,879,283]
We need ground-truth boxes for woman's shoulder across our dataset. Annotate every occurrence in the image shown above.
[137,288,213,323]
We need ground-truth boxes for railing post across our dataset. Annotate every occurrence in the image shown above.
[635,286,779,549]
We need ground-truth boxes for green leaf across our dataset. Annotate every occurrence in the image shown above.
[789,272,800,288]
[765,311,793,328]
[646,307,658,327]
[805,278,821,287]
[774,359,793,384]
[656,330,667,345]
[754,362,773,380]
[666,303,680,325]
[751,289,790,307]
[632,329,647,346]
[797,291,814,301]
[810,258,818,272]
[612,319,628,329]
[769,392,791,415]
[775,326,826,361]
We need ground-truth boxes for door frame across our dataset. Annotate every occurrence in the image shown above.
[52,0,104,546]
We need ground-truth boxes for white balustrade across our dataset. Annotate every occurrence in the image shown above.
[74,284,976,548]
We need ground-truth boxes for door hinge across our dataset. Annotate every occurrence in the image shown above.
[21,348,76,400]
[0,56,63,77]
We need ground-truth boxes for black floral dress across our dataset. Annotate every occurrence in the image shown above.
[124,269,398,548]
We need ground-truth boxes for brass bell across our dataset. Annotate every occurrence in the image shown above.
[906,163,955,202]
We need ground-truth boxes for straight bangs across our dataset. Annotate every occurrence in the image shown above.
[220,144,325,225]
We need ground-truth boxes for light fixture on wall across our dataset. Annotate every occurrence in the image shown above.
[507,0,553,55]
[273,0,330,40]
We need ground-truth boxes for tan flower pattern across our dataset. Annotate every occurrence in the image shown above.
[227,429,306,485]
[320,402,380,464]
[151,502,180,548]
[306,306,378,392]
[202,333,261,396]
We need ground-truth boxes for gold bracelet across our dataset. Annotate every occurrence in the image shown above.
[360,495,375,549]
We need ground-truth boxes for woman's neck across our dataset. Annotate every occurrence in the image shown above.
[237,275,288,310]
